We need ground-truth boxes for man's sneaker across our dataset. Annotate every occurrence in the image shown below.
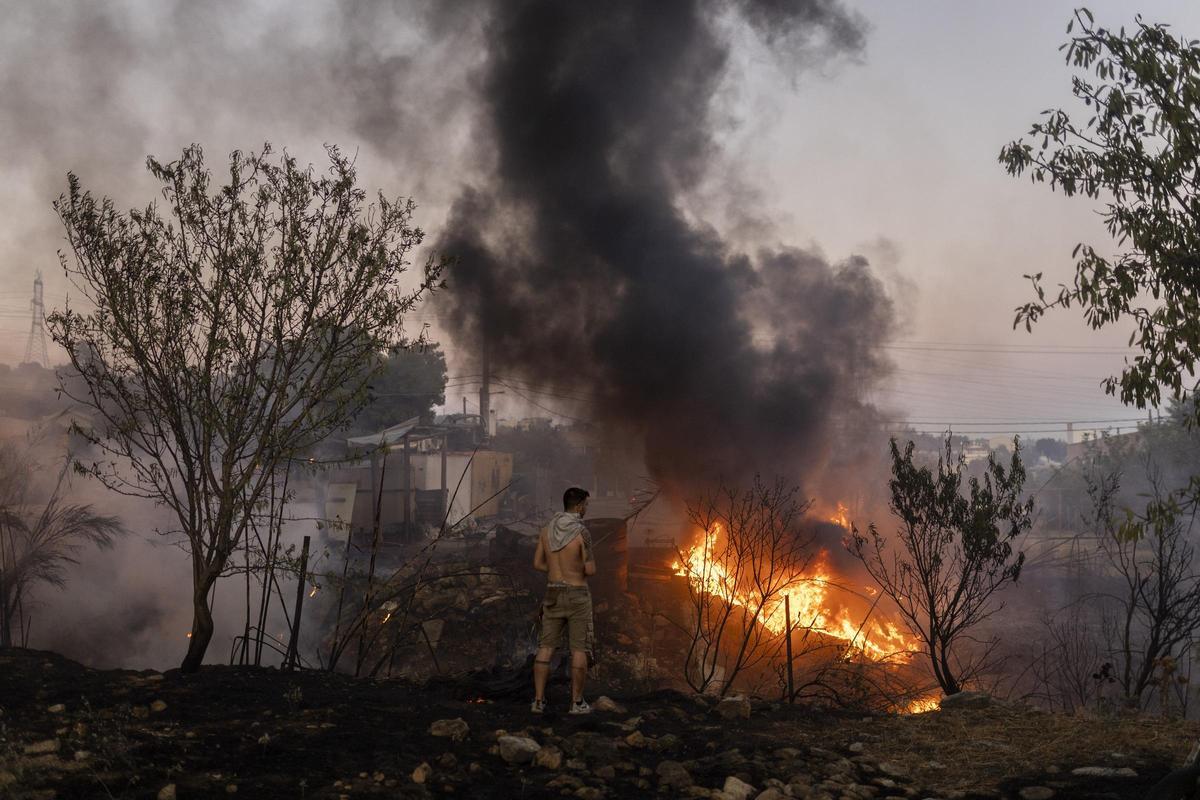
[568,699,592,715]
[530,698,546,714]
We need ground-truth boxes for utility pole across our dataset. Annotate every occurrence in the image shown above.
[479,335,490,441]
[23,271,48,367]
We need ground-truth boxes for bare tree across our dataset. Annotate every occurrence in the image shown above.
[47,144,444,671]
[848,437,1033,695]
[0,440,123,647]
[675,477,816,696]
[1017,607,1106,713]
[1084,460,1200,710]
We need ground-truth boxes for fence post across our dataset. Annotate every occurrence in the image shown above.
[785,593,794,703]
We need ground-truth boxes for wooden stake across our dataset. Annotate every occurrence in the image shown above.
[785,593,794,703]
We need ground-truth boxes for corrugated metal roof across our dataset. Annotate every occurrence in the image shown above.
[345,416,421,449]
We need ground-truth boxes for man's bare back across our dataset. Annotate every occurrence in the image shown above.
[536,527,592,585]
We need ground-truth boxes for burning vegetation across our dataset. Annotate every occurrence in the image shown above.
[9,1,1200,798]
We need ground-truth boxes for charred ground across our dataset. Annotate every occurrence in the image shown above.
[0,648,1191,800]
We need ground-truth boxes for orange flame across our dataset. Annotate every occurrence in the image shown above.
[672,522,915,663]
[828,502,851,529]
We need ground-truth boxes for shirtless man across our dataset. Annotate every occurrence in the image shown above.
[531,487,595,714]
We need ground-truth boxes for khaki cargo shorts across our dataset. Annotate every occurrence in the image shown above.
[538,584,593,656]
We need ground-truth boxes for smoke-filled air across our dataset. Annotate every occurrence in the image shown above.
[4,2,1200,799]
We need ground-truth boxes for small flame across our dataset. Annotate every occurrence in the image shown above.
[904,696,941,714]
[309,585,320,598]
[828,502,850,529]
[186,632,193,639]
[381,611,392,624]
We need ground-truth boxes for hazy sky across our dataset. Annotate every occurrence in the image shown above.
[2,0,1197,441]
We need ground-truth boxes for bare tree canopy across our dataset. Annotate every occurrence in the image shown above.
[47,144,445,671]
[675,477,816,696]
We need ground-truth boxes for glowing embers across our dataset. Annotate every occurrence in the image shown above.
[904,695,941,714]
[671,521,916,663]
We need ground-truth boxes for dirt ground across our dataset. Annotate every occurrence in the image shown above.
[0,647,1193,799]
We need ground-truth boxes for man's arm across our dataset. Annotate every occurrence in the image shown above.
[533,533,548,572]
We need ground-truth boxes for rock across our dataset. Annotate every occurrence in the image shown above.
[876,761,908,779]
[151,699,168,713]
[498,735,542,764]
[225,785,238,794]
[373,771,385,782]
[0,772,16,789]
[535,744,564,770]
[625,730,647,748]
[723,775,756,800]
[74,750,91,761]
[938,691,991,710]
[429,717,470,742]
[848,742,865,753]
[412,762,432,784]
[548,775,585,791]
[157,785,177,800]
[48,703,65,713]
[754,790,784,800]
[574,787,604,800]
[24,739,59,755]
[657,733,681,751]
[1070,766,1137,778]
[716,695,751,720]
[1018,788,1055,800]
[656,760,693,789]
[595,764,616,780]
[593,696,626,713]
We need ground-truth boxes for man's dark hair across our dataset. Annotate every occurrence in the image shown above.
[563,487,590,511]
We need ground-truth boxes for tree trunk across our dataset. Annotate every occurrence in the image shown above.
[181,578,216,673]
[933,639,961,695]
[0,573,10,648]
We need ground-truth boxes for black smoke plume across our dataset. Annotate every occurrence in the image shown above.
[435,0,893,496]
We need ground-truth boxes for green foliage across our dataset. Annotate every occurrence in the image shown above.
[1000,8,1200,414]
[348,343,448,434]
[849,436,1033,695]
[1033,437,1068,463]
